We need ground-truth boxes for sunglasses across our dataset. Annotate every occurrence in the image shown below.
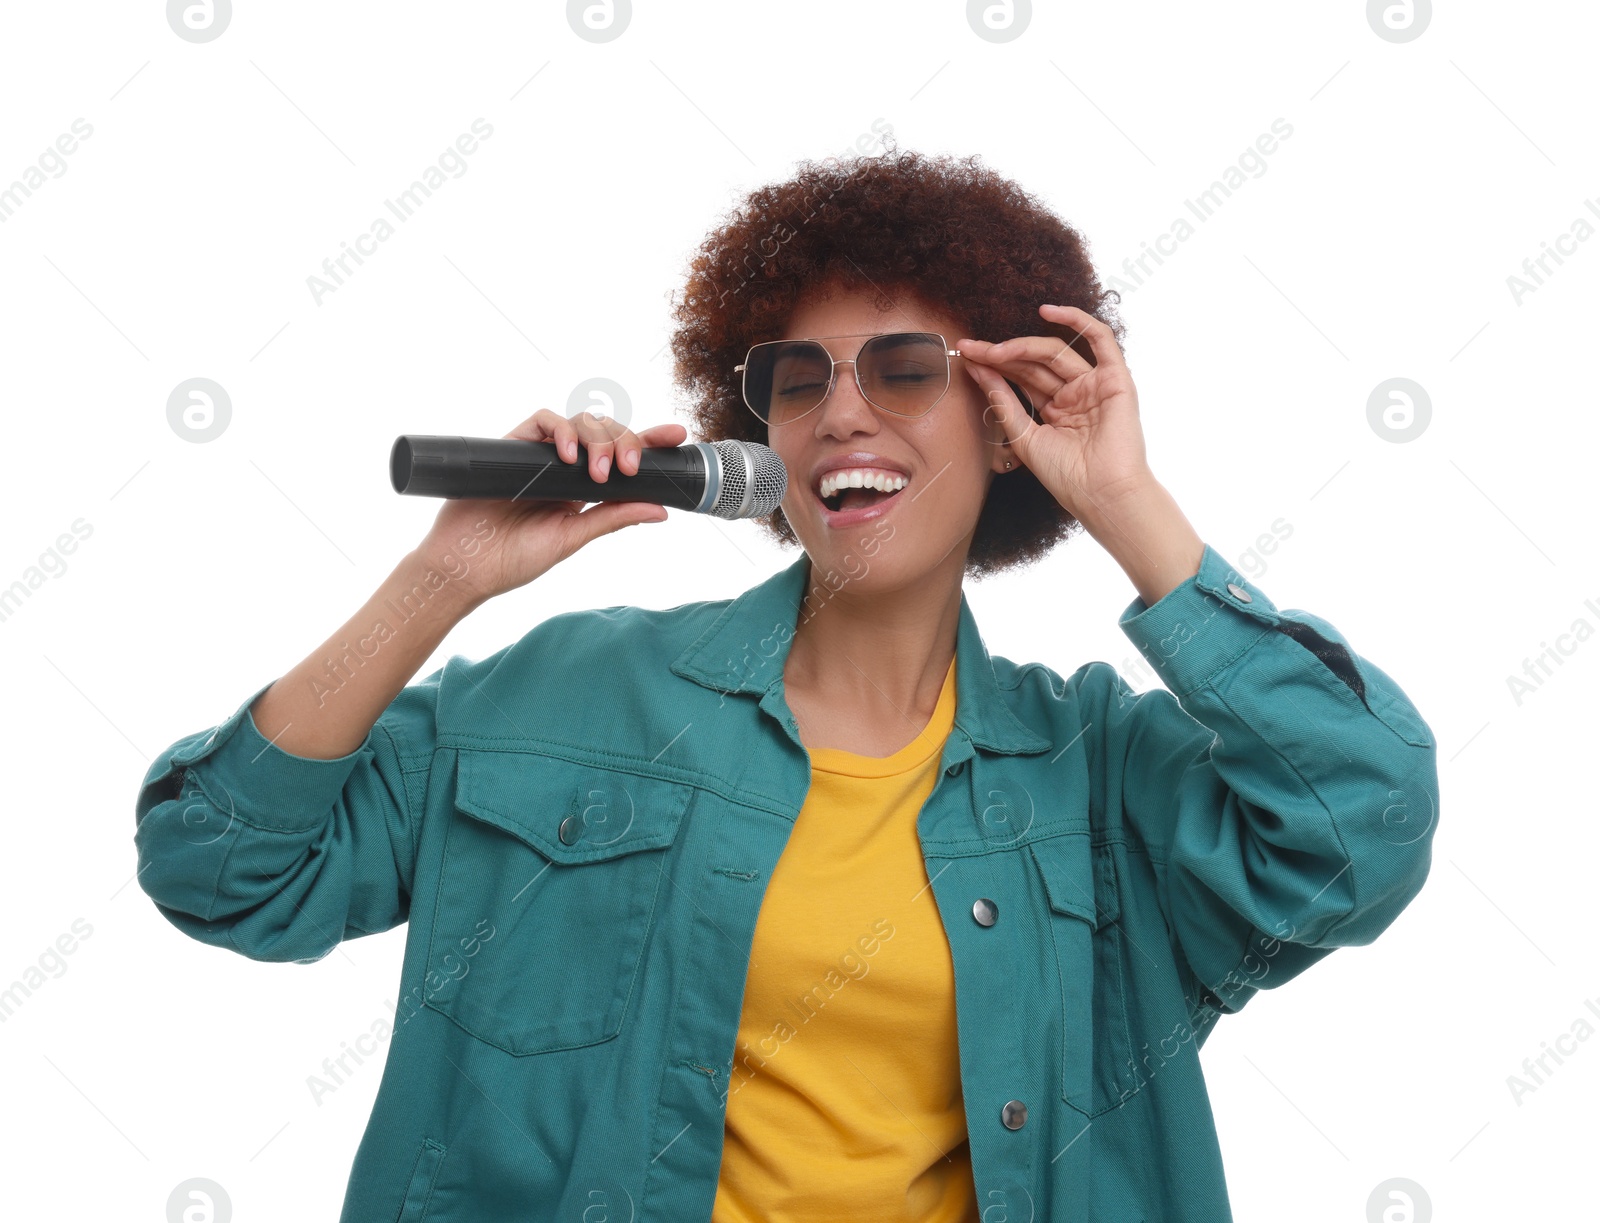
[737,331,967,426]
[736,330,1035,426]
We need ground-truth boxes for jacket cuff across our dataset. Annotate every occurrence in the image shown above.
[1116,543,1281,696]
[140,677,371,834]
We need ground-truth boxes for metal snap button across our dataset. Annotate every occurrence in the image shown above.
[1226,582,1252,603]
[1001,1099,1027,1130]
[558,815,580,846]
[972,898,998,927]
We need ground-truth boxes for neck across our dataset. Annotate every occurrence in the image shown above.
[783,551,965,738]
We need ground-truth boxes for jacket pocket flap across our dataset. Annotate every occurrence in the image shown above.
[1029,833,1118,930]
[454,749,693,864]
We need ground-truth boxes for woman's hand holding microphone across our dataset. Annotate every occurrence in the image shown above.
[248,410,680,761]
[414,409,685,609]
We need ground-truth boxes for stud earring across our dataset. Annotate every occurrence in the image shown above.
[1004,460,1012,469]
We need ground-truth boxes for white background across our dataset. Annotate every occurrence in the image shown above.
[1,2,1593,1219]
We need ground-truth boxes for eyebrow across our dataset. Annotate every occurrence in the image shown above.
[776,332,940,352]
[869,333,939,351]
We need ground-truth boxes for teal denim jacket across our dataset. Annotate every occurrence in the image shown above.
[134,543,1439,1222]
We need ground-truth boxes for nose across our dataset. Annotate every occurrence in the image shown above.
[811,358,880,433]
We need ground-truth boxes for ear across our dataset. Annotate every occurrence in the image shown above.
[985,430,1014,474]
[983,378,1032,471]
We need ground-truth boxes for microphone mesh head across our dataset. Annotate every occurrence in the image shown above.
[708,440,788,520]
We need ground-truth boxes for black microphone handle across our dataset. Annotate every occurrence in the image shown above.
[390,436,709,512]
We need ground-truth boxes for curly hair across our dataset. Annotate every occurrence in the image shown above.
[667,135,1127,579]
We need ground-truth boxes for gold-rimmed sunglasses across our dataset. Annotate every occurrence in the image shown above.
[736,331,964,426]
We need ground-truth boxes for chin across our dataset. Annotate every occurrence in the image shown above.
[802,533,946,597]
[782,494,969,591]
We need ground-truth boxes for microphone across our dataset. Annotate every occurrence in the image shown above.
[390,435,788,521]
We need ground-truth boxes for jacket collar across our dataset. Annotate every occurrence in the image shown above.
[670,553,1053,756]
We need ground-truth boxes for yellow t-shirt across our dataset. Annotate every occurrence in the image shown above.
[713,655,975,1222]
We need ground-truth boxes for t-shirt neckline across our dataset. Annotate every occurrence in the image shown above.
[807,654,958,779]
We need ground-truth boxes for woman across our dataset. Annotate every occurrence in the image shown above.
[135,146,1439,1222]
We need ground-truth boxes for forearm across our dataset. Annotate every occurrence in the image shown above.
[1077,474,1206,610]
[249,550,483,759]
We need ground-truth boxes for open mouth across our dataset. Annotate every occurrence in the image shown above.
[814,469,910,519]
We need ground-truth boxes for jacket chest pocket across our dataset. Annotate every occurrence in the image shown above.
[424,749,694,1057]
[1028,832,1146,1117]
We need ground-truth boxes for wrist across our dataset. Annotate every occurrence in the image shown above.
[397,549,487,620]
[1076,477,1205,609]
[1073,469,1161,535]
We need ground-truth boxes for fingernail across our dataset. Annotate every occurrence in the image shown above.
[598,454,610,477]
[624,448,638,469]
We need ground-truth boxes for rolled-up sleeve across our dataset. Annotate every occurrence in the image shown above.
[133,668,443,964]
[1104,542,1438,1015]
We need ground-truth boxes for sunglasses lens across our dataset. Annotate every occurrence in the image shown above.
[858,332,949,415]
[744,341,831,424]
[742,333,950,423]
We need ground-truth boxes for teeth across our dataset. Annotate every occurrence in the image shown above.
[817,469,909,498]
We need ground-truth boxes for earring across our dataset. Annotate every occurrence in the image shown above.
[1004,460,1012,469]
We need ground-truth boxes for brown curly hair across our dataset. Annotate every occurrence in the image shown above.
[667,135,1127,579]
